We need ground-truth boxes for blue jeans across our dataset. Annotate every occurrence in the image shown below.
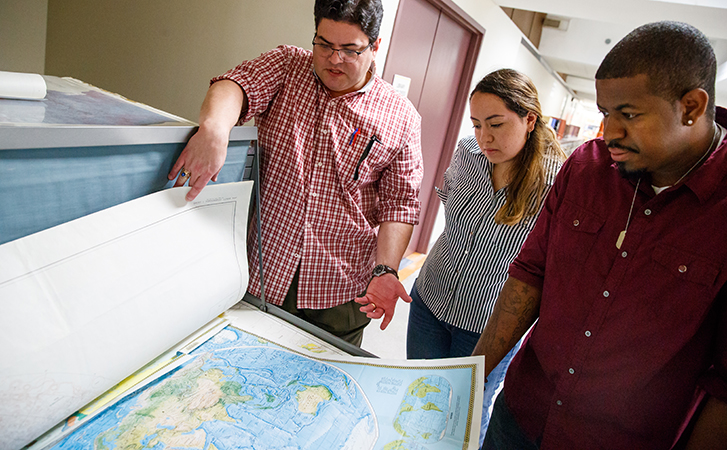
[406,282,481,359]
[406,281,522,447]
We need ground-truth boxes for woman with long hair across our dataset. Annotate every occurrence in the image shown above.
[406,68,567,442]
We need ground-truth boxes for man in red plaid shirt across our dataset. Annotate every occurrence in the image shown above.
[169,0,423,346]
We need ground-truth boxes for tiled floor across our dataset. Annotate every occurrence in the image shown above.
[360,253,425,359]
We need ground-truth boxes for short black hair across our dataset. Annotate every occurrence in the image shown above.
[314,0,383,44]
[596,21,717,119]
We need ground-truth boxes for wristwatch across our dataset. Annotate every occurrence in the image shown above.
[372,264,399,279]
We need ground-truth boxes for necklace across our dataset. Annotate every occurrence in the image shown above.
[671,123,719,187]
[616,178,640,249]
[615,123,720,249]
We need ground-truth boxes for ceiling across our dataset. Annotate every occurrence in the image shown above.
[491,0,727,105]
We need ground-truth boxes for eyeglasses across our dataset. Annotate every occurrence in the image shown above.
[312,40,372,63]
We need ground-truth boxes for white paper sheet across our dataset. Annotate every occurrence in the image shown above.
[0,71,47,100]
[0,181,253,450]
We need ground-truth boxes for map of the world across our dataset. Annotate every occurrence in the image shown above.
[48,326,479,450]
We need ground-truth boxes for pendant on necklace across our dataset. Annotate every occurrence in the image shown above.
[616,230,626,249]
[618,178,641,250]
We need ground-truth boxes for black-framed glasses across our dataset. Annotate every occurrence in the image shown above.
[312,40,372,63]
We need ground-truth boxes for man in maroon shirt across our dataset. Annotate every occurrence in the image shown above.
[475,21,727,449]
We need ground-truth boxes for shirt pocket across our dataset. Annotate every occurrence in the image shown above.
[652,244,720,287]
[552,200,605,264]
[639,244,721,322]
[336,134,388,195]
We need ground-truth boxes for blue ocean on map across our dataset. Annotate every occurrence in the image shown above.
[48,326,478,450]
[51,328,377,450]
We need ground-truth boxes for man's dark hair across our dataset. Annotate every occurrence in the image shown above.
[314,0,383,44]
[596,21,717,119]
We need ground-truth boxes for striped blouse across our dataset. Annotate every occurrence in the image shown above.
[415,135,561,333]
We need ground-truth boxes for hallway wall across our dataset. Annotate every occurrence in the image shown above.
[0,0,48,74]
[4,0,573,126]
[44,0,316,121]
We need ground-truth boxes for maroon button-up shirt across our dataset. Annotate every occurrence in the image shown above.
[505,107,727,449]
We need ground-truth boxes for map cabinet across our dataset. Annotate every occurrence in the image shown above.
[0,75,371,357]
[0,75,257,246]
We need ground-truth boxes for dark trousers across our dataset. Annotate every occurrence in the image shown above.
[482,392,540,450]
[281,267,370,346]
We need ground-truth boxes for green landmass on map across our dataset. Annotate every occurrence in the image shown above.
[384,440,407,450]
[408,377,441,398]
[421,402,442,412]
[383,439,428,450]
[393,419,410,437]
[95,355,252,450]
[392,376,452,444]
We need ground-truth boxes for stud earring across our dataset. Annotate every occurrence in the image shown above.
[687,119,694,126]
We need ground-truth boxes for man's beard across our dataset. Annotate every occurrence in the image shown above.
[616,162,648,182]
[609,141,646,182]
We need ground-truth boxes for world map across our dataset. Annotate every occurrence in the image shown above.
[48,326,479,450]
[394,376,452,443]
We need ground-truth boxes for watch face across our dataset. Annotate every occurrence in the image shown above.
[373,264,396,278]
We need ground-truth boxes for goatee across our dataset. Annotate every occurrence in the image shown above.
[616,162,647,182]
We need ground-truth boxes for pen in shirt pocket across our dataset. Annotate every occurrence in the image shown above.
[349,128,360,146]
[354,135,381,181]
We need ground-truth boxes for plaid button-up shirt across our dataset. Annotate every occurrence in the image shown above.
[215,45,423,309]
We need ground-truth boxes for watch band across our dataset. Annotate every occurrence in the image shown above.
[372,264,399,279]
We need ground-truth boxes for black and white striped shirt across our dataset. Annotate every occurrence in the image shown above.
[415,135,561,333]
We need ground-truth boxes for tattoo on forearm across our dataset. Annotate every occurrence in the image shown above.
[483,281,539,360]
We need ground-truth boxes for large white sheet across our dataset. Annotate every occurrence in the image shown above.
[0,181,253,450]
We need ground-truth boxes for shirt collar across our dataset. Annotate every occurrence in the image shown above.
[358,66,376,93]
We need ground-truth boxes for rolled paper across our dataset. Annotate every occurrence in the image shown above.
[0,70,47,100]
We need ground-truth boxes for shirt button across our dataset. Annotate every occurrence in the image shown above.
[293,253,300,258]
[316,162,324,167]
[678,265,687,273]
[556,400,563,406]
[621,251,628,258]
[306,223,312,228]
[311,192,318,197]
[573,219,580,227]
[569,368,575,374]
[644,209,652,216]
[464,250,469,255]
[603,291,610,297]
[585,330,592,337]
